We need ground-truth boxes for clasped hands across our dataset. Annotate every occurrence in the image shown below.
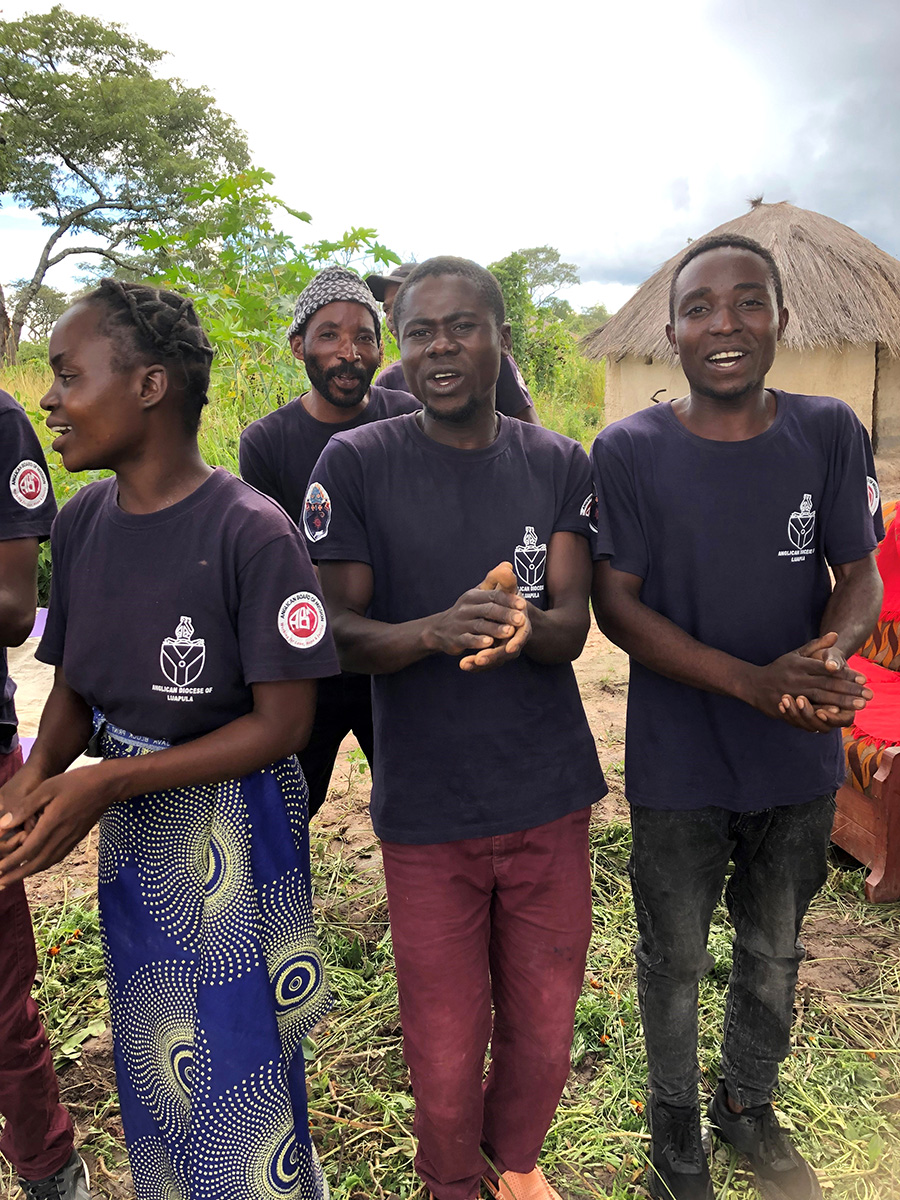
[756,631,872,734]
[0,760,117,887]
[426,562,532,673]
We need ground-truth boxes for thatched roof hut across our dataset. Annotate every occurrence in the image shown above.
[584,201,900,451]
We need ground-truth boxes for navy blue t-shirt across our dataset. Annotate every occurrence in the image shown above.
[591,392,884,812]
[310,413,609,844]
[239,385,420,525]
[38,469,339,744]
[0,390,57,754]
[375,352,535,418]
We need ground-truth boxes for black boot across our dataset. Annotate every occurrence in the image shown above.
[647,1094,714,1200]
[19,1151,91,1200]
[707,1080,823,1200]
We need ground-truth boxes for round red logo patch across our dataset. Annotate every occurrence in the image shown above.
[278,592,327,649]
[10,459,49,509]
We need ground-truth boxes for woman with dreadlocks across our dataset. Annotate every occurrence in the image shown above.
[0,281,338,1200]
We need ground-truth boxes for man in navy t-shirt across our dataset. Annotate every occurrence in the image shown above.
[591,235,883,1200]
[0,393,88,1199]
[240,267,419,815]
[367,262,541,424]
[313,257,607,1200]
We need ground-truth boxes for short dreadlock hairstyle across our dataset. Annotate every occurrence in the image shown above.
[83,279,215,433]
[392,256,507,334]
[669,234,784,322]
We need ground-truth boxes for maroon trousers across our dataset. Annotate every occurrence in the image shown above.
[381,807,593,1200]
[0,748,74,1180]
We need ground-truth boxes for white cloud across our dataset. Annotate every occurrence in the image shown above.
[2,0,895,314]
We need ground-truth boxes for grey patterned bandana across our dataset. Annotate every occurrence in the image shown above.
[287,266,382,342]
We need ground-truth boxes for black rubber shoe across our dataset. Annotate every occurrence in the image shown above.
[647,1095,714,1200]
[707,1081,823,1200]
[19,1151,91,1200]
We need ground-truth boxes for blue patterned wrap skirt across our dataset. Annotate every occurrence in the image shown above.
[92,715,331,1200]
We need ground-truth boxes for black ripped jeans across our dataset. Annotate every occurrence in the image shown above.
[628,794,835,1109]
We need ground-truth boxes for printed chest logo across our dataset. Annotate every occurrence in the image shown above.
[867,475,880,516]
[10,459,49,509]
[154,616,212,703]
[580,492,599,534]
[779,493,816,562]
[304,482,331,543]
[279,591,327,649]
[161,616,206,685]
[514,526,547,599]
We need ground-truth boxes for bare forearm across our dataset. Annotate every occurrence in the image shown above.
[27,681,93,779]
[821,570,883,658]
[0,599,35,647]
[595,594,754,700]
[524,602,590,665]
[331,611,436,675]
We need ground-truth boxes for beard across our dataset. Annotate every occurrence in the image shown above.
[305,355,374,409]
[421,393,481,424]
[692,375,762,404]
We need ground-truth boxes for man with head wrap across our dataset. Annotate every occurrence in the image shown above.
[240,266,419,816]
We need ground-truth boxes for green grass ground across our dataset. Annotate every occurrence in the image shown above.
[4,818,898,1200]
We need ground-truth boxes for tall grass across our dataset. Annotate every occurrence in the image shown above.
[0,349,606,492]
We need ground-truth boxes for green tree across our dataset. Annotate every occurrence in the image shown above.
[143,169,399,408]
[569,301,611,340]
[0,4,250,355]
[515,246,580,306]
[9,280,67,339]
[489,248,606,426]
[487,250,535,363]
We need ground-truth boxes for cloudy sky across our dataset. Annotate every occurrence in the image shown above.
[2,0,898,313]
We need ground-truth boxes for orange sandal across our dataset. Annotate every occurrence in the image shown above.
[482,1167,563,1200]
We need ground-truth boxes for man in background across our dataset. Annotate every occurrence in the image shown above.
[240,266,419,815]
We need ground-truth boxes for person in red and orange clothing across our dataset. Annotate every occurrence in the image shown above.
[0,389,89,1200]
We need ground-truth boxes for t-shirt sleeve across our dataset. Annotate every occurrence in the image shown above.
[0,406,57,541]
[822,414,884,565]
[303,438,371,564]
[553,443,614,560]
[237,531,339,684]
[495,355,534,417]
[239,426,284,509]
[591,432,649,579]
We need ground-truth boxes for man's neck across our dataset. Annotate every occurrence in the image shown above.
[671,384,776,442]
[418,399,500,450]
[301,386,370,424]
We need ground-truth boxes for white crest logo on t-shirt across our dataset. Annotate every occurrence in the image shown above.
[160,615,206,687]
[303,481,331,543]
[787,493,816,551]
[580,493,599,534]
[867,476,881,516]
[514,526,547,597]
[10,459,48,509]
[279,591,326,649]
